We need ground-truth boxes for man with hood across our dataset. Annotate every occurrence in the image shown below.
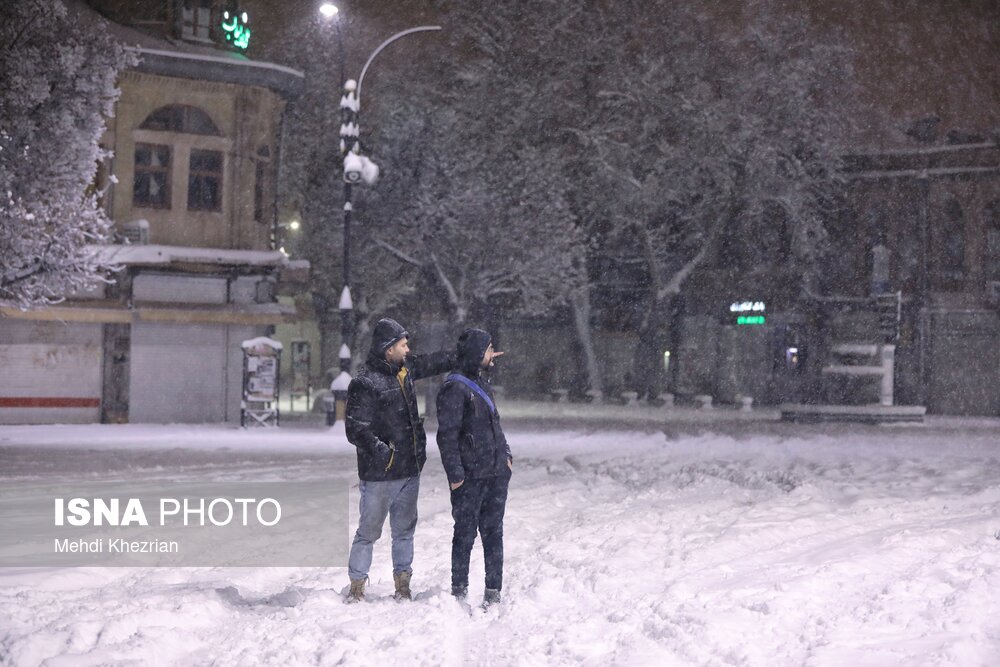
[436,328,512,608]
[344,317,455,603]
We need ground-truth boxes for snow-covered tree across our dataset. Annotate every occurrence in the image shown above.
[546,1,857,395]
[261,0,857,395]
[427,0,858,396]
[406,0,602,389]
[262,8,587,372]
[364,86,574,317]
[0,0,132,309]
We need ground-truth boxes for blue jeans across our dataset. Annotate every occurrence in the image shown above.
[348,476,420,580]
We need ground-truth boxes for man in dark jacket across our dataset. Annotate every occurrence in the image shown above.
[344,318,455,602]
[436,328,512,608]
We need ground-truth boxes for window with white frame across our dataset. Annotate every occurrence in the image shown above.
[133,105,225,213]
[133,143,171,208]
[188,149,223,212]
[181,0,213,42]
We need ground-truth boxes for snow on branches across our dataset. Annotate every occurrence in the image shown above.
[0,0,133,309]
[364,48,585,326]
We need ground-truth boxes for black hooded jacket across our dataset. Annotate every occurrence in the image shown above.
[345,318,455,481]
[436,328,512,485]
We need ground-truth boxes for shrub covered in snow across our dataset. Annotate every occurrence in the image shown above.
[0,0,133,308]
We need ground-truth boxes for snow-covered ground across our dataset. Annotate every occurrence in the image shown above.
[1,420,999,666]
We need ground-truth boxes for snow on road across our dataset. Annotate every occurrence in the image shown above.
[1,422,999,666]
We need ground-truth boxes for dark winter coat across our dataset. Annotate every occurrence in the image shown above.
[346,318,455,481]
[436,328,512,485]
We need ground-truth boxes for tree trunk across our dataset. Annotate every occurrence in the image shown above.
[630,294,670,399]
[419,260,467,327]
[631,202,741,398]
[571,287,602,393]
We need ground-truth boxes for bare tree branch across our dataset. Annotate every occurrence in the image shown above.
[374,238,424,268]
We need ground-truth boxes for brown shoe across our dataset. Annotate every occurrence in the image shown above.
[346,577,366,603]
[393,570,412,601]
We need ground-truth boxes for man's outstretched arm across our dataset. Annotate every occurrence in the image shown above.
[408,350,456,381]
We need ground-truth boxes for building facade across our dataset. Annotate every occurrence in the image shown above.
[0,0,306,424]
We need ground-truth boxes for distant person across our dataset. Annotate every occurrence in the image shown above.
[436,328,512,608]
[344,318,455,602]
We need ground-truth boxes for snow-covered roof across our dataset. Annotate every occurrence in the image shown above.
[133,47,304,97]
[90,244,289,268]
[241,337,284,351]
[65,0,303,98]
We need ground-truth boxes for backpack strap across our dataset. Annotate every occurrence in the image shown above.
[446,373,497,415]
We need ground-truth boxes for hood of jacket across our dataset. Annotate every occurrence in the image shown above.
[456,328,492,376]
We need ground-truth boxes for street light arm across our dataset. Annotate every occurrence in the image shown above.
[356,26,442,105]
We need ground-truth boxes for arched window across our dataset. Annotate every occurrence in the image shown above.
[139,105,221,136]
[133,105,224,211]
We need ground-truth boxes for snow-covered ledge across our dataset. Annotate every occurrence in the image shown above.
[87,244,290,268]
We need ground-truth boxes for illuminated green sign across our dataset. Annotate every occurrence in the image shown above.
[730,300,766,326]
[222,10,251,50]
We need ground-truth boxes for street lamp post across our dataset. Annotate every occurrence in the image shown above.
[319,4,441,421]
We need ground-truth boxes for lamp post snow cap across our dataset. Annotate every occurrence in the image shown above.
[330,370,352,391]
[339,286,353,310]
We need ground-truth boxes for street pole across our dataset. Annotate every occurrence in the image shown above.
[336,24,441,382]
[330,78,358,423]
[319,4,441,422]
[339,77,358,378]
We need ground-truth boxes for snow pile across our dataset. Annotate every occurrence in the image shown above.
[1,424,999,665]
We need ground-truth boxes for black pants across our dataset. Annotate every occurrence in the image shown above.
[450,472,510,590]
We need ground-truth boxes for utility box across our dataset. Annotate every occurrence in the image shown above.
[241,337,282,427]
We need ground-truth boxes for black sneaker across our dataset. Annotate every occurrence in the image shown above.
[482,588,501,609]
[451,585,468,599]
